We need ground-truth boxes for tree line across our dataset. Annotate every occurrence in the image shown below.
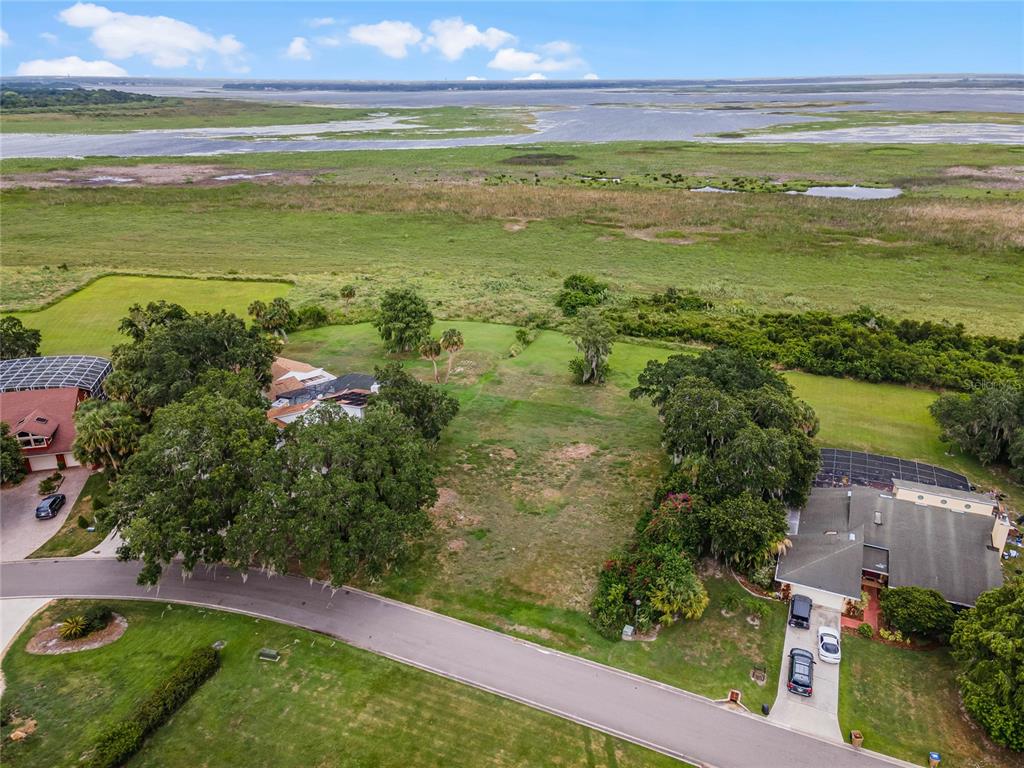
[608,293,1023,391]
[590,349,819,638]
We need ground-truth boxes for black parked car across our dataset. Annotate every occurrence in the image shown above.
[35,493,66,520]
[788,594,813,629]
[787,648,815,697]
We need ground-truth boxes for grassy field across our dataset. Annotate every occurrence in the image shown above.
[10,275,291,356]
[285,321,785,709]
[28,473,111,559]
[0,98,535,137]
[1,600,677,768]
[725,109,1024,137]
[839,634,1022,768]
[2,172,1021,333]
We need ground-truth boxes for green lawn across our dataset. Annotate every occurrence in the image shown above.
[28,473,111,559]
[10,275,291,356]
[1,600,677,768]
[787,372,1024,510]
[839,634,1022,768]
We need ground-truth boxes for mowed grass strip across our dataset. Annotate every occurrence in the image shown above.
[1,600,679,768]
[838,634,1022,768]
[10,275,291,356]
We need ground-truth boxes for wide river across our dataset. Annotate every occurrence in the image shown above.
[1,79,1022,158]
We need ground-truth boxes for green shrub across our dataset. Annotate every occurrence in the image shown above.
[858,622,874,639]
[721,591,742,613]
[59,615,87,641]
[555,274,608,317]
[748,563,775,590]
[77,515,91,529]
[83,605,113,634]
[880,586,956,640]
[296,304,329,330]
[88,646,220,768]
[743,596,770,620]
[37,471,63,495]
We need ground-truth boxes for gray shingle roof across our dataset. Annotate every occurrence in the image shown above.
[777,487,1003,606]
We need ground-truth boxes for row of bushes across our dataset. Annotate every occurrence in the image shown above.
[608,297,1023,391]
[88,646,220,768]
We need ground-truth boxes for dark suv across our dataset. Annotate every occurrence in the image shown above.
[788,594,813,629]
[35,493,66,520]
[787,648,815,697]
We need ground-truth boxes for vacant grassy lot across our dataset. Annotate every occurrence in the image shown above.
[1,600,675,768]
[2,175,1021,332]
[839,634,1022,768]
[9,275,291,355]
[0,98,534,136]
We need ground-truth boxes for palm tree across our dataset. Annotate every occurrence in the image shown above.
[440,328,464,383]
[419,338,443,383]
[72,400,143,474]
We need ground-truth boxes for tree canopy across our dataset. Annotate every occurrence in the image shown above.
[370,361,459,442]
[72,399,145,474]
[105,306,278,414]
[555,273,609,317]
[0,317,41,360]
[931,382,1024,482]
[950,579,1024,750]
[569,308,613,385]
[227,404,437,586]
[109,379,279,585]
[374,289,434,353]
[0,423,27,486]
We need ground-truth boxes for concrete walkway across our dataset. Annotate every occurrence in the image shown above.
[769,605,844,742]
[0,558,917,768]
[0,598,51,697]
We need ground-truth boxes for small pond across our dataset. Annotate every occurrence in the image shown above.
[788,185,903,200]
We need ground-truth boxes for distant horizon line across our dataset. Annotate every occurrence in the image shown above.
[4,72,1023,84]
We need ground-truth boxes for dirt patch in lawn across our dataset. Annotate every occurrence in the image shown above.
[0,164,318,189]
[502,153,578,166]
[26,614,127,654]
[548,443,598,462]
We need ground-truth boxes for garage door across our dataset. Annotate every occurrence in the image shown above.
[29,454,59,472]
[63,453,81,468]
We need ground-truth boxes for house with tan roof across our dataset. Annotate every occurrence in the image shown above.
[266,357,378,428]
[269,357,336,400]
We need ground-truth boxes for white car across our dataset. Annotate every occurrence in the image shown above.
[817,626,841,664]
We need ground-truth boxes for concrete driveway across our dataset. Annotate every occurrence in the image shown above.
[769,603,844,742]
[0,467,92,560]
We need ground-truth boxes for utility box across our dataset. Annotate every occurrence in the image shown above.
[621,624,635,640]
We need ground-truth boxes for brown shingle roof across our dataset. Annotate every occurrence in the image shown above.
[0,387,80,456]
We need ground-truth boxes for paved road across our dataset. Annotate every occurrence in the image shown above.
[0,558,914,768]
[0,467,92,560]
[770,605,843,741]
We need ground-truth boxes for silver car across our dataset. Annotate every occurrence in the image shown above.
[817,626,841,664]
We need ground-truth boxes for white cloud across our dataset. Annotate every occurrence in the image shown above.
[314,35,342,48]
[348,20,422,59]
[488,45,584,73]
[286,36,312,60]
[465,75,486,81]
[57,3,245,71]
[1,28,10,46]
[539,40,575,56]
[41,32,60,44]
[16,55,127,76]
[309,17,335,28]
[422,17,514,61]
[514,72,547,81]
[583,73,599,80]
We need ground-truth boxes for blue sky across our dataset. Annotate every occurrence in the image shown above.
[2,2,1021,80]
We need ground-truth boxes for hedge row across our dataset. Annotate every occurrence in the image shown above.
[88,646,220,768]
[608,298,1023,391]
